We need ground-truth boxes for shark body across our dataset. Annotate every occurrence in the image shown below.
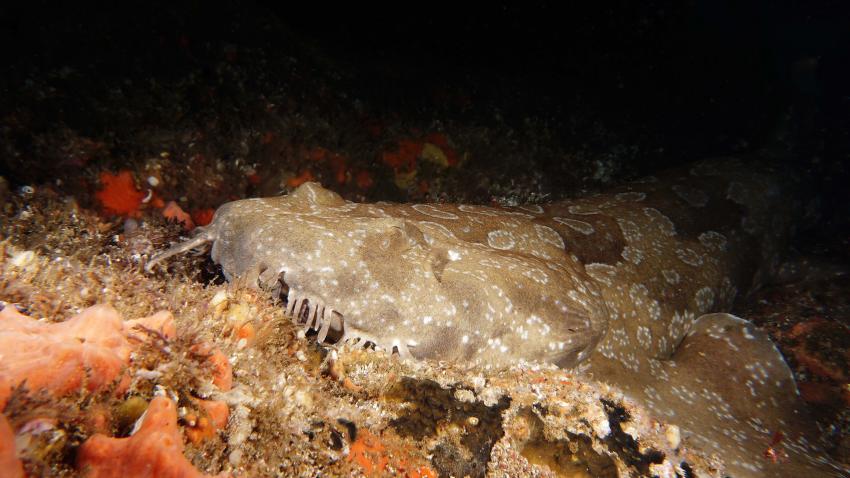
[148,157,847,477]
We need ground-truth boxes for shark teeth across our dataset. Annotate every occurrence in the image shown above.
[339,328,415,360]
[284,289,415,360]
[283,290,347,345]
[317,306,333,343]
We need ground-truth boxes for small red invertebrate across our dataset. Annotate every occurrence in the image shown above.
[162,201,195,230]
[95,171,146,217]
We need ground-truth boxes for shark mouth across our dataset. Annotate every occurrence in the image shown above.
[271,273,416,360]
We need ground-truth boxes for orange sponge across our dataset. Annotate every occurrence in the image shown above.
[0,413,24,478]
[0,305,132,407]
[77,396,226,478]
[0,305,175,408]
[189,343,232,392]
[185,398,229,445]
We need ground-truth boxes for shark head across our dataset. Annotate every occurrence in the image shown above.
[149,182,609,368]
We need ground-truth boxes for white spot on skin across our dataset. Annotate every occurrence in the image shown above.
[417,221,458,240]
[585,263,618,286]
[458,204,499,216]
[534,224,566,248]
[629,283,649,305]
[636,325,653,349]
[616,218,643,242]
[522,268,550,284]
[554,217,595,235]
[487,229,516,250]
[412,204,459,220]
[662,269,680,285]
[447,250,461,261]
[675,248,703,267]
[479,258,504,269]
[642,208,676,236]
[519,204,544,214]
[699,231,728,251]
[622,246,643,265]
[567,204,601,215]
[648,299,662,321]
[615,191,646,202]
[695,287,715,313]
[468,205,536,219]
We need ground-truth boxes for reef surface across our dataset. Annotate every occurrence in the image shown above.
[1,3,848,477]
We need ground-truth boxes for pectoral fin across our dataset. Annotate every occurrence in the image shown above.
[652,313,839,477]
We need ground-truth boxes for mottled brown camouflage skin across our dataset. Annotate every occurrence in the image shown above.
[149,157,846,477]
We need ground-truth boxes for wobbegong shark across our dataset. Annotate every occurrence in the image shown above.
[148,156,848,477]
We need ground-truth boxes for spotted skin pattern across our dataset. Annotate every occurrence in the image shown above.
[148,157,846,477]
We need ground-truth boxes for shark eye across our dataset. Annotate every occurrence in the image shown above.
[379,227,409,251]
[429,248,450,282]
[379,221,425,251]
